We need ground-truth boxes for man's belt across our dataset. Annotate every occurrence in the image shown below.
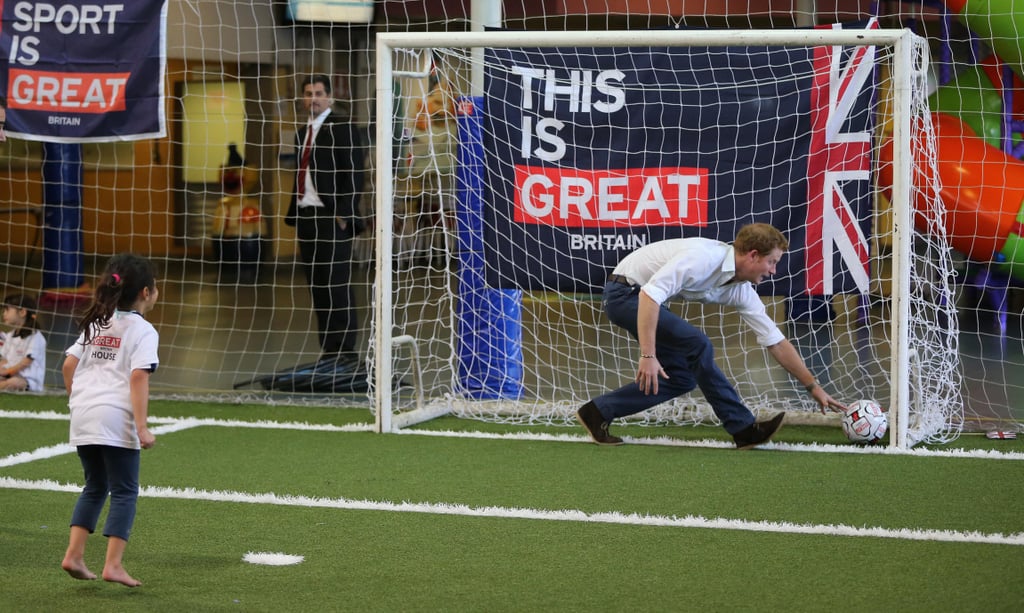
[608,274,637,287]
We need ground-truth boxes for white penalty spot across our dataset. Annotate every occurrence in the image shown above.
[243,551,305,566]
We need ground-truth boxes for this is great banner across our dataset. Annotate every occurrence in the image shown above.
[0,0,167,141]
[483,24,878,296]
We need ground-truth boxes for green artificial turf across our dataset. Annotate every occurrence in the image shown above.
[2,394,1023,612]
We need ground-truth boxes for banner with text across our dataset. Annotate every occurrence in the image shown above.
[0,0,168,141]
[483,26,877,295]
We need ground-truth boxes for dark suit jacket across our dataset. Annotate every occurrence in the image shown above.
[285,113,366,233]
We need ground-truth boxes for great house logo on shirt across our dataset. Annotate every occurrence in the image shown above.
[90,335,121,360]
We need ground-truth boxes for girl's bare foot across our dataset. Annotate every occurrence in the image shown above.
[61,558,97,580]
[102,566,141,587]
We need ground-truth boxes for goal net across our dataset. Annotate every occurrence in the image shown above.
[372,25,963,446]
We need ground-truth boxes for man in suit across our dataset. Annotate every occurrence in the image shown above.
[285,74,366,363]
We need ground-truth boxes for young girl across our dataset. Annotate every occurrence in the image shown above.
[61,254,160,588]
[0,294,47,392]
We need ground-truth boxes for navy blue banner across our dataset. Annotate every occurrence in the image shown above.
[483,27,877,296]
[0,0,167,142]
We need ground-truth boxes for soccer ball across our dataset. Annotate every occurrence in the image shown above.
[841,400,888,444]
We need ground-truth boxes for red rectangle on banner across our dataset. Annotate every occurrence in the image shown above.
[7,68,130,113]
[513,165,708,227]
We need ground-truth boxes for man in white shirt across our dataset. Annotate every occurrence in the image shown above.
[577,223,845,448]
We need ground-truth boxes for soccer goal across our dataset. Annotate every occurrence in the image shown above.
[371,25,962,448]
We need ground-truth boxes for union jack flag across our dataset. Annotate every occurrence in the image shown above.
[805,19,878,294]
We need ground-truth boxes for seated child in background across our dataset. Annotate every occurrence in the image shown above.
[0,294,46,391]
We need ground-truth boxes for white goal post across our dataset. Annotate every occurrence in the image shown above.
[372,27,961,448]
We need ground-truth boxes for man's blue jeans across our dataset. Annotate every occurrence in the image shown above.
[592,281,755,434]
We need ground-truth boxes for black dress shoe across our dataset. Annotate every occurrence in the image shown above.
[733,412,785,449]
[576,401,624,446]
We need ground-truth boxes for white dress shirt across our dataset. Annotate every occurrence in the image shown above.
[298,108,332,208]
[613,237,785,347]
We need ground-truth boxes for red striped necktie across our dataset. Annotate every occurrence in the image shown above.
[296,125,313,197]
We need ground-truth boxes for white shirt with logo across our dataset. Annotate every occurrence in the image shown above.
[66,310,159,450]
[0,330,47,391]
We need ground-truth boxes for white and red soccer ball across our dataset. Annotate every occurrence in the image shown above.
[841,400,888,444]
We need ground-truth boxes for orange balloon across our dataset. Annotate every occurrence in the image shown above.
[878,113,1024,260]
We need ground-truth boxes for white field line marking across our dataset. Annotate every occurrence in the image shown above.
[0,410,71,420]
[144,417,373,432]
[0,421,199,467]
[2,475,1022,547]
[394,428,1024,460]
[2,409,1021,460]
[0,410,373,432]
[0,417,370,470]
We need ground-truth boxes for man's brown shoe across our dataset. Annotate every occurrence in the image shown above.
[733,412,785,449]
[576,401,623,446]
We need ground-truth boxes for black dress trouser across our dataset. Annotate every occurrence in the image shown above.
[295,208,357,358]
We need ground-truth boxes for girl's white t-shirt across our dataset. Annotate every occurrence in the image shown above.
[0,330,47,391]
[66,311,159,449]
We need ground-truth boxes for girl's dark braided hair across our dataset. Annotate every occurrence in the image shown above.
[77,254,156,345]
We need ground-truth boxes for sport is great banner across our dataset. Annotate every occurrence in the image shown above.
[0,0,167,141]
[483,23,878,296]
